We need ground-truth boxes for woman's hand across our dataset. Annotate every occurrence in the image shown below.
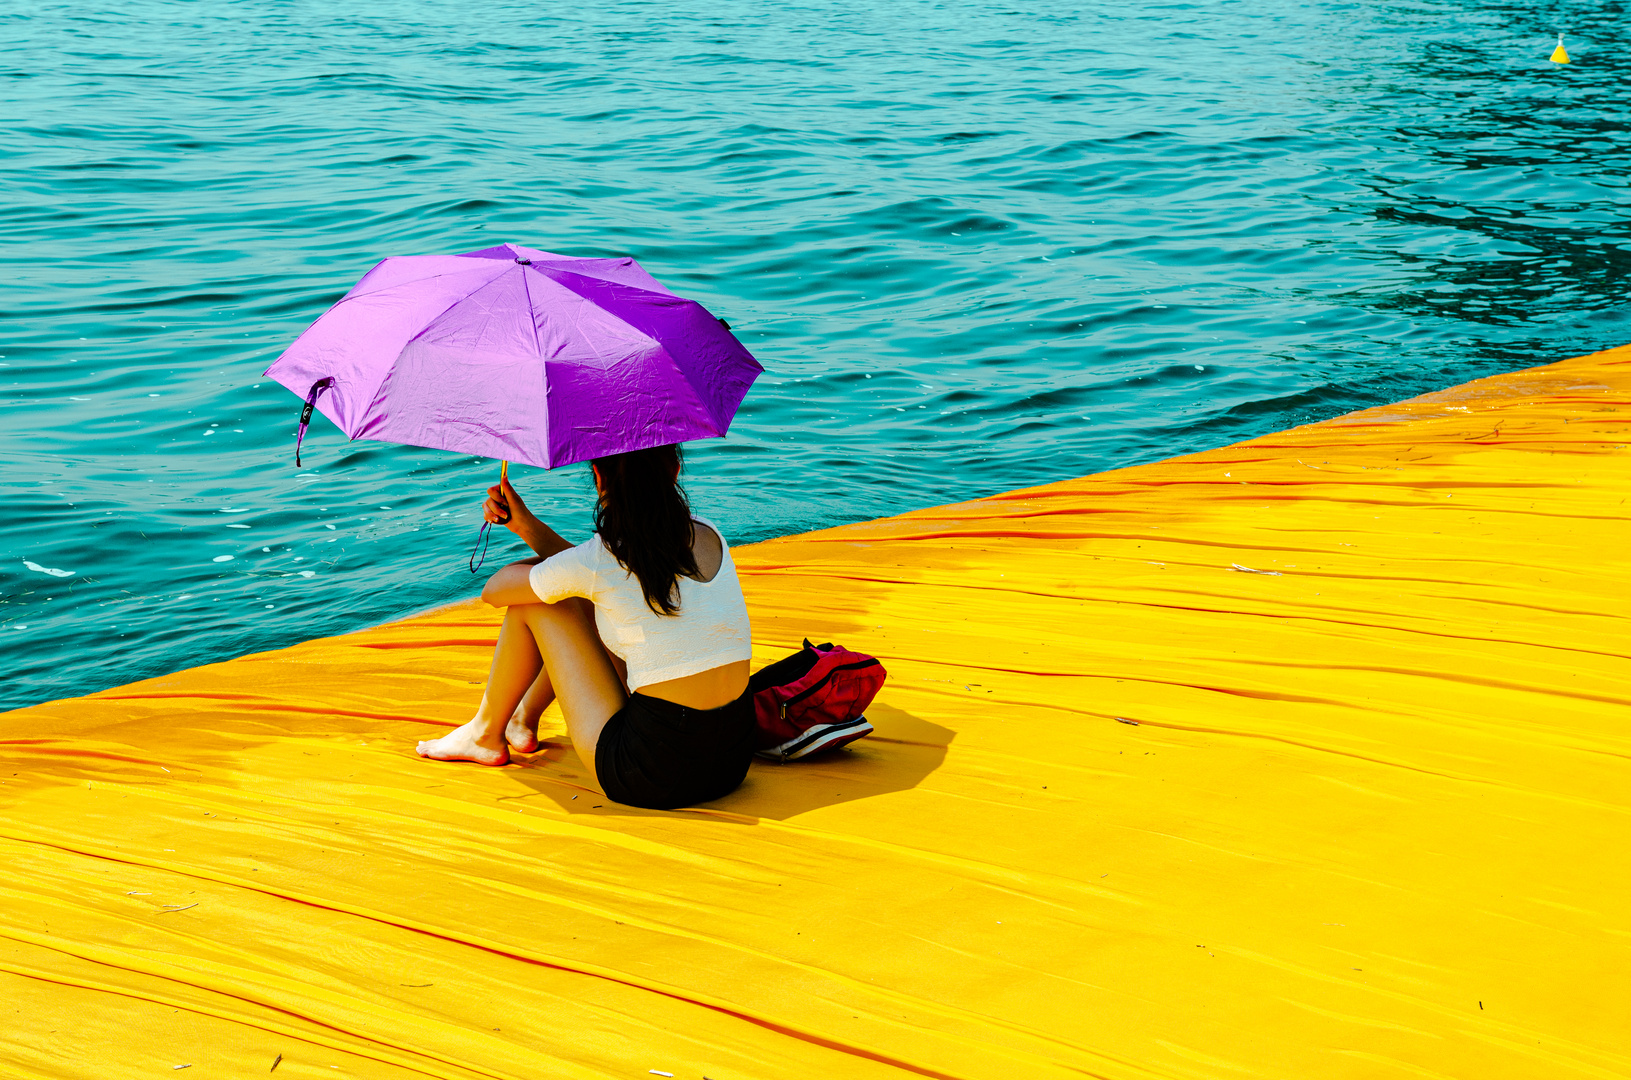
[485,477,534,533]
[483,475,574,561]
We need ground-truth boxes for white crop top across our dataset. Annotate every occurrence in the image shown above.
[526,516,753,693]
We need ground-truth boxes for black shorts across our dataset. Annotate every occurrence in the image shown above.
[595,690,755,810]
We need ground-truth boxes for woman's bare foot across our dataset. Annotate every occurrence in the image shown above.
[416,718,509,766]
[505,711,541,754]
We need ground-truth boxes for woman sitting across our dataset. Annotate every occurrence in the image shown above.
[416,444,754,810]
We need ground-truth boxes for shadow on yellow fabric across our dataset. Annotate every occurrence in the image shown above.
[504,702,953,821]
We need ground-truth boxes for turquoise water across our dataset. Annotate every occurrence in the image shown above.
[3,1,1627,710]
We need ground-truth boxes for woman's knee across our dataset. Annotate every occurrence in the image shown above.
[507,598,577,616]
[502,601,547,624]
[518,597,595,632]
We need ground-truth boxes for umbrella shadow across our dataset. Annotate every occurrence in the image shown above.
[502,701,953,822]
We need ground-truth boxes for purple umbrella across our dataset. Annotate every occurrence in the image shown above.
[264,243,762,469]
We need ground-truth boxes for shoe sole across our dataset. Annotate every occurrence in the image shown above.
[756,716,874,762]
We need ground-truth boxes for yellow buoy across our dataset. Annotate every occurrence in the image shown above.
[1551,33,1570,63]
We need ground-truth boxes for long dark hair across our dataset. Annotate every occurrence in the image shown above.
[592,444,699,615]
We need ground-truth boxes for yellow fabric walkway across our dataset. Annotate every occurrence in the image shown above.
[4,346,1628,1080]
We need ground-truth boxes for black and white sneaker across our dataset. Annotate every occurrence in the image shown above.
[755,715,874,762]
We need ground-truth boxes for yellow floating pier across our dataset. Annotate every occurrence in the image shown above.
[4,346,1629,1079]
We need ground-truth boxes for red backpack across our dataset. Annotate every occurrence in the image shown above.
[747,640,887,762]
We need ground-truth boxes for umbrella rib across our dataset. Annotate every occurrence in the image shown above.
[328,257,486,308]
[676,317,730,435]
[542,265,671,303]
[540,268,740,433]
[518,263,545,359]
[518,264,549,466]
[355,268,510,436]
[648,298,732,435]
[534,266,665,356]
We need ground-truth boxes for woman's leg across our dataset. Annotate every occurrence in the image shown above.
[513,600,626,791]
[416,603,546,766]
[417,599,627,786]
[507,605,629,753]
[506,669,555,754]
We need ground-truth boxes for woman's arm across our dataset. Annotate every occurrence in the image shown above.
[479,478,579,608]
[481,558,545,607]
[486,477,574,559]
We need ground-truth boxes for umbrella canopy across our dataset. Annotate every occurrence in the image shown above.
[264,243,762,469]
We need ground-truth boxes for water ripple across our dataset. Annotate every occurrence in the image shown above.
[3,0,1629,708]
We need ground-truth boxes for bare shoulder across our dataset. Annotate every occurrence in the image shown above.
[690,519,725,583]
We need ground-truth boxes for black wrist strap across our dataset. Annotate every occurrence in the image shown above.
[469,521,494,575]
[294,377,336,467]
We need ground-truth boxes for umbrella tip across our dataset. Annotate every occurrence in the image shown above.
[515,257,532,265]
